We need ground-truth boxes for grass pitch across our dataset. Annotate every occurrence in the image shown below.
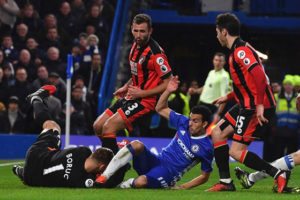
[0,160,299,200]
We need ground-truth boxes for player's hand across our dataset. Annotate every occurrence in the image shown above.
[296,94,300,112]
[113,85,128,98]
[128,85,144,99]
[171,185,184,190]
[167,75,180,93]
[256,104,268,126]
[188,87,196,95]
[212,96,228,105]
[213,113,220,123]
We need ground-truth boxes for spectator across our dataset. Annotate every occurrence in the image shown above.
[87,0,115,27]
[56,1,77,38]
[13,23,29,50]
[168,82,190,116]
[42,27,65,56]
[188,80,200,109]
[46,93,62,123]
[44,47,66,78]
[2,62,15,87]
[32,65,49,90]
[0,19,11,39]
[71,44,82,73]
[78,32,88,52]
[38,14,69,48]
[86,53,102,117]
[271,82,282,94]
[81,34,100,68]
[274,75,300,158]
[73,75,87,102]
[85,4,110,40]
[48,72,66,104]
[68,85,93,135]
[0,67,8,104]
[25,37,45,66]
[8,67,33,113]
[71,0,86,23]
[0,96,27,134]
[14,49,36,81]
[1,34,19,64]
[15,3,42,35]
[0,0,20,28]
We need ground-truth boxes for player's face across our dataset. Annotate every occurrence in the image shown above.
[216,27,227,47]
[131,22,152,47]
[188,113,206,136]
[213,55,225,71]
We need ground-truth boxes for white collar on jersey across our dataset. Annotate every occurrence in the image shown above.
[191,134,207,140]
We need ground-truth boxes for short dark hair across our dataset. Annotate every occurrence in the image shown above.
[132,13,152,28]
[91,147,114,165]
[214,52,226,58]
[191,105,212,124]
[216,13,240,36]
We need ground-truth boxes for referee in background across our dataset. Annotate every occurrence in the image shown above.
[188,52,231,120]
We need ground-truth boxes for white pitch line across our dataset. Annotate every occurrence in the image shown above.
[0,161,24,167]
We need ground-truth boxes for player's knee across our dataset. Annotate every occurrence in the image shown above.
[42,120,61,133]
[93,120,103,136]
[133,175,147,188]
[211,126,221,142]
[130,140,144,155]
[228,148,236,158]
[102,120,112,133]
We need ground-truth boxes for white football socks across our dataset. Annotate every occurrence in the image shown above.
[102,146,133,180]
[248,155,295,183]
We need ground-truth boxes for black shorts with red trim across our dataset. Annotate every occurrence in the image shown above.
[220,104,275,145]
[105,98,152,132]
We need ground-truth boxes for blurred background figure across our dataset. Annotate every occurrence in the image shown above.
[274,74,300,158]
[0,96,26,134]
[188,52,230,119]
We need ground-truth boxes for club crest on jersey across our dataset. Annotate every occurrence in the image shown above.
[160,65,168,73]
[237,50,246,59]
[130,61,138,75]
[156,57,164,65]
[191,144,199,153]
[243,58,250,65]
[85,179,94,188]
[139,56,145,64]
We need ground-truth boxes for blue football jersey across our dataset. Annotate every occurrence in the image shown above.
[159,111,214,181]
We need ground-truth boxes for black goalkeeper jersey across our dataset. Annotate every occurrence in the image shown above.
[24,146,95,188]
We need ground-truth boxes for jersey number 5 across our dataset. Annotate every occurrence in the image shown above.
[236,116,245,134]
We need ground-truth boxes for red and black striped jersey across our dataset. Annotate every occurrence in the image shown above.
[128,38,172,109]
[229,38,276,109]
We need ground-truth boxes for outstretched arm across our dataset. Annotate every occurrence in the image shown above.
[174,171,210,189]
[155,76,180,120]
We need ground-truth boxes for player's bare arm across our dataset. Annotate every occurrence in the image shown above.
[175,171,210,189]
[188,87,203,95]
[113,79,132,98]
[155,75,179,120]
[249,64,269,126]
[128,76,171,99]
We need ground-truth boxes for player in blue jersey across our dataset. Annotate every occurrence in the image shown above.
[95,76,214,189]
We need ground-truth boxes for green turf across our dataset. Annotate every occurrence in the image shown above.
[1,160,299,200]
